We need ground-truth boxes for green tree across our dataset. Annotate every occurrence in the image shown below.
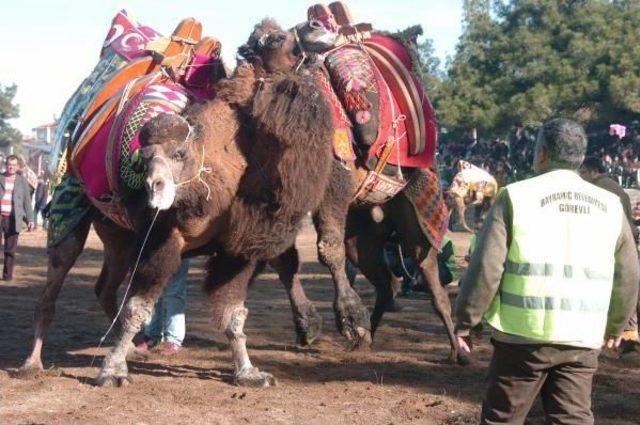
[416,38,443,98]
[439,0,640,139]
[0,83,21,149]
[437,0,502,134]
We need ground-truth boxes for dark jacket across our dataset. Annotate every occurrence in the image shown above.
[0,173,35,233]
[455,177,639,345]
[34,182,48,208]
[590,174,639,242]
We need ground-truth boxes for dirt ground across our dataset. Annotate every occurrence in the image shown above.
[1,221,640,424]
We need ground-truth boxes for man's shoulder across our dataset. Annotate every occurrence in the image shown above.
[592,175,626,196]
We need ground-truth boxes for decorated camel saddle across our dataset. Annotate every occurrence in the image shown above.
[296,2,438,205]
[291,3,447,249]
[48,10,225,244]
[449,160,498,202]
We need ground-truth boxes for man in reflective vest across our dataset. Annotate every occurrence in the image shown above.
[454,118,639,424]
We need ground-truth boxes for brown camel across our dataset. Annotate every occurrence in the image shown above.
[447,164,498,232]
[94,63,334,387]
[238,19,465,363]
[19,63,334,387]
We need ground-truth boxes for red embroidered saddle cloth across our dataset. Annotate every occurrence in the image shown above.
[67,12,223,228]
[322,37,436,170]
[309,2,437,170]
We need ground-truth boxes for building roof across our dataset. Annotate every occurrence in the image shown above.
[32,122,58,130]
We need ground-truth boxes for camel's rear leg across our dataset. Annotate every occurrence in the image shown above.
[207,252,276,387]
[312,164,371,348]
[344,209,397,338]
[388,194,467,365]
[19,212,93,374]
[269,246,322,346]
[315,209,371,348]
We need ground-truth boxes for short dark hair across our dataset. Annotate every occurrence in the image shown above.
[5,155,18,164]
[582,156,606,173]
[536,118,587,169]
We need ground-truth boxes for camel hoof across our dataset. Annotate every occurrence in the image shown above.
[95,374,132,388]
[348,327,373,351]
[235,367,277,388]
[295,304,323,346]
[335,301,371,346]
[12,362,45,380]
[448,350,471,366]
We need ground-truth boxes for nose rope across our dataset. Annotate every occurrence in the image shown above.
[90,207,161,369]
[176,144,212,200]
[150,144,212,200]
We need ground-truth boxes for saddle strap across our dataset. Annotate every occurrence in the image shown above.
[352,138,405,203]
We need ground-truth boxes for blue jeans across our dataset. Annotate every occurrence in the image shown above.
[144,259,190,345]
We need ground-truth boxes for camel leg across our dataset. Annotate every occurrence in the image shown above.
[345,212,394,337]
[417,249,467,364]
[269,246,322,346]
[207,252,276,387]
[314,209,371,348]
[454,195,472,232]
[355,237,395,337]
[314,165,371,348]
[96,230,182,387]
[19,212,93,374]
[92,220,134,322]
[389,195,467,365]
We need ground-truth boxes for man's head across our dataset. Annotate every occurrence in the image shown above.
[579,156,607,182]
[533,118,587,174]
[5,155,19,176]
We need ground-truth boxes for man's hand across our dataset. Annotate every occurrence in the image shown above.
[456,334,473,353]
[604,335,623,349]
[27,222,35,232]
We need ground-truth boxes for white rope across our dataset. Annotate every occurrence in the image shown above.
[176,144,213,201]
[397,243,416,282]
[90,208,161,368]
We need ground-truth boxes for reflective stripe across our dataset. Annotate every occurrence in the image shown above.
[500,291,608,313]
[504,260,610,281]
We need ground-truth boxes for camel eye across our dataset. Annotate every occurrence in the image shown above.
[172,148,186,161]
[258,34,269,48]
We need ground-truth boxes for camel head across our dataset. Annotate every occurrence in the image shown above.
[138,113,201,210]
[238,17,342,75]
[238,18,299,73]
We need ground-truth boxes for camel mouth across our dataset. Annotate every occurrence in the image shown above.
[147,177,176,211]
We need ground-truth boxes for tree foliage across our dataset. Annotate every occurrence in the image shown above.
[431,0,640,138]
[0,84,21,149]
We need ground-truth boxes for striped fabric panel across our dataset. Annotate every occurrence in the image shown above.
[1,177,15,216]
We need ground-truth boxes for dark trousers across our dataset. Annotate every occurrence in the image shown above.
[0,215,19,280]
[482,339,599,424]
[34,205,47,229]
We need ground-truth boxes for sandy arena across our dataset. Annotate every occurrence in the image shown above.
[1,221,639,424]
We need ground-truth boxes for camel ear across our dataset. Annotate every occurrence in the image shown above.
[139,113,190,146]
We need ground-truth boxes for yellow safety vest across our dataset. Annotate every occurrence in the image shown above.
[484,169,622,348]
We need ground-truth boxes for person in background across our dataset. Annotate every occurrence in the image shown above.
[33,177,49,230]
[0,155,35,281]
[136,259,190,355]
[581,156,640,353]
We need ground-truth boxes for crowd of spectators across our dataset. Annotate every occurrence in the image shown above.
[439,122,640,189]
[438,127,534,189]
